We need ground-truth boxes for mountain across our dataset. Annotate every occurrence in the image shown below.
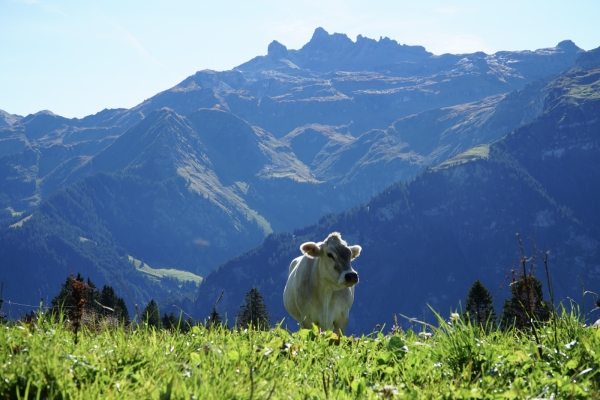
[189,47,600,334]
[0,29,593,314]
[0,110,22,128]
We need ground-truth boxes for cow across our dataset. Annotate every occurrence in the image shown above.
[283,232,361,333]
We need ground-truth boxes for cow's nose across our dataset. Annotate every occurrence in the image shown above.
[345,272,359,284]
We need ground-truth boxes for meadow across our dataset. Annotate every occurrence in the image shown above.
[1,308,599,399]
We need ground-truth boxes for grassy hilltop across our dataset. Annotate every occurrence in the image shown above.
[1,309,599,399]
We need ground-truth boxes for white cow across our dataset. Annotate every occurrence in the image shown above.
[283,232,361,333]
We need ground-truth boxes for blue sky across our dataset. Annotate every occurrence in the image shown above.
[1,0,599,119]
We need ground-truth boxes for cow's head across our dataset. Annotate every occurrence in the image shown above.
[300,232,361,288]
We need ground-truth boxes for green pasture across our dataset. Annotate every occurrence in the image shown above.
[128,255,203,286]
[1,308,599,399]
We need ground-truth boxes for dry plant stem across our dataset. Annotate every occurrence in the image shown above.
[516,233,543,358]
[249,364,254,400]
[214,291,225,309]
[540,250,558,348]
[397,313,436,331]
[266,379,277,400]
[172,304,194,321]
[69,276,90,345]
[579,276,585,319]
[322,370,329,398]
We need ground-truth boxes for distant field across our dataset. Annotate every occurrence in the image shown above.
[432,144,490,171]
[8,214,32,228]
[568,70,600,99]
[4,207,24,217]
[128,255,203,285]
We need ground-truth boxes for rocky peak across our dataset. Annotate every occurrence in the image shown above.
[0,110,23,127]
[302,27,354,51]
[267,40,289,59]
[311,27,330,41]
[556,40,583,53]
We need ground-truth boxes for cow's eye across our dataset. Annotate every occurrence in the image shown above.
[327,253,335,260]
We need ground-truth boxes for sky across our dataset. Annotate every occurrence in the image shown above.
[1,0,599,119]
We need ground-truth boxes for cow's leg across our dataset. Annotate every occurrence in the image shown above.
[300,315,313,330]
[333,312,349,335]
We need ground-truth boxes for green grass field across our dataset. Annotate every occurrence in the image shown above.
[432,144,490,171]
[128,256,203,286]
[1,308,599,399]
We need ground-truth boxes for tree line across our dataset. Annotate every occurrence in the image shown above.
[31,273,272,333]
[41,271,552,334]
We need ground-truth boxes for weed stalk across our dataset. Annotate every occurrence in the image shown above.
[516,233,542,358]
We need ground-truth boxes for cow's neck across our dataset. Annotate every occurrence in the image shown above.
[312,260,337,295]
[312,260,337,329]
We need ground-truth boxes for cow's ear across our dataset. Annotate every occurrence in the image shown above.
[349,245,362,260]
[300,242,321,258]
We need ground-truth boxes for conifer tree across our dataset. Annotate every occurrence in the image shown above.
[51,274,96,317]
[142,299,162,329]
[237,288,270,330]
[99,285,130,324]
[464,280,496,327]
[99,285,117,312]
[85,277,102,315]
[162,312,179,330]
[114,297,131,324]
[208,290,225,330]
[51,274,130,324]
[501,274,550,329]
[208,306,223,329]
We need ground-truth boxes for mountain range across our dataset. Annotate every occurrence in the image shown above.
[0,28,596,328]
[190,46,600,333]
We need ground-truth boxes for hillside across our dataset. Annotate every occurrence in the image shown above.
[0,29,593,314]
[189,48,600,334]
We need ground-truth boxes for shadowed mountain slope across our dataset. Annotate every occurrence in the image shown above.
[188,50,600,334]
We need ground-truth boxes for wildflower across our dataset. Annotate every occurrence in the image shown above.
[449,313,460,324]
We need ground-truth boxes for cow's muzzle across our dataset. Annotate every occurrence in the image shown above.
[344,272,359,285]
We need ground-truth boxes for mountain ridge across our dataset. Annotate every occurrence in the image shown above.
[0,32,596,321]
[187,55,600,333]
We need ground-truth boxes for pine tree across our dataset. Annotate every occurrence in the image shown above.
[52,276,74,309]
[114,297,131,324]
[208,306,223,329]
[142,299,162,329]
[51,274,96,317]
[99,285,130,324]
[50,274,130,324]
[464,280,496,327]
[99,285,117,312]
[85,277,102,315]
[162,312,179,331]
[501,274,550,329]
[208,290,225,330]
[237,288,270,330]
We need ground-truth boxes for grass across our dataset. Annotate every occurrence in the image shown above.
[1,308,599,399]
[566,70,600,100]
[8,215,33,229]
[4,207,24,218]
[128,255,203,285]
[432,144,490,171]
